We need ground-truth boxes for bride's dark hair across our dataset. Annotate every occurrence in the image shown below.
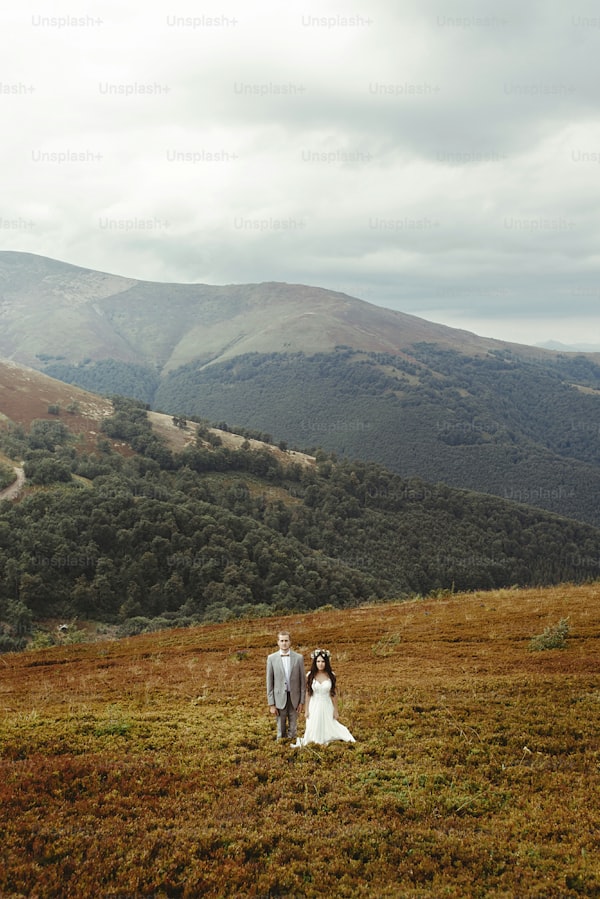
[307,650,336,696]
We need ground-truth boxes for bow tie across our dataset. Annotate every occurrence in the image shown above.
[281,653,290,657]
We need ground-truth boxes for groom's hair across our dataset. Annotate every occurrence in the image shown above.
[277,630,291,639]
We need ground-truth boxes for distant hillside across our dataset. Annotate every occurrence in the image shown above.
[155,347,600,527]
[0,250,548,373]
[2,252,600,527]
[0,359,305,471]
[538,340,600,352]
[0,358,114,451]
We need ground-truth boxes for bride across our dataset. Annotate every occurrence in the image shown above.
[293,649,355,747]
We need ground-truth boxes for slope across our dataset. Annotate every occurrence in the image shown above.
[1,583,598,897]
[155,346,600,527]
[0,358,114,451]
[0,250,550,372]
[2,252,599,528]
[2,393,600,650]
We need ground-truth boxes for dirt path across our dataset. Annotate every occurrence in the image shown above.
[0,466,25,501]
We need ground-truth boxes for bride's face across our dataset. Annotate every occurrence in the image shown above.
[315,656,327,671]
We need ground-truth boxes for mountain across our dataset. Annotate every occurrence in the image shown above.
[2,251,600,527]
[537,340,600,352]
[159,346,600,527]
[0,250,541,369]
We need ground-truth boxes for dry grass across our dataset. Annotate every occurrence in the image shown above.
[0,360,315,469]
[146,411,316,469]
[1,583,599,898]
[0,360,114,454]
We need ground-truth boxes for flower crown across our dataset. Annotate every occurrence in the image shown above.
[310,648,331,660]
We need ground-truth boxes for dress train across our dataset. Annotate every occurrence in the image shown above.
[293,678,355,747]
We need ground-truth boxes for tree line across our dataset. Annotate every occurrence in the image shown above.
[1,395,599,651]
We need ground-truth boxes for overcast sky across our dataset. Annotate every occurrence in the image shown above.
[3,0,600,348]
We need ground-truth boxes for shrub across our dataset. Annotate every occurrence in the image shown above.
[62,627,89,644]
[528,617,570,651]
[0,463,16,491]
[28,631,56,649]
[0,634,27,653]
[118,616,152,637]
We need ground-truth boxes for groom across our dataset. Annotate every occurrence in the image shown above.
[266,631,305,741]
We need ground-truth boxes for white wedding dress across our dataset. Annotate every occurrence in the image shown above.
[293,678,355,747]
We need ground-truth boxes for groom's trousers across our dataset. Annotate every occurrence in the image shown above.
[277,692,298,740]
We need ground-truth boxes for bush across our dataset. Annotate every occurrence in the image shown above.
[28,631,56,650]
[203,604,235,623]
[528,617,570,651]
[0,634,27,653]
[0,463,16,491]
[118,616,152,637]
[62,627,89,644]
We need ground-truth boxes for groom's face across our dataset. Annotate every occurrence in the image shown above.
[277,634,291,652]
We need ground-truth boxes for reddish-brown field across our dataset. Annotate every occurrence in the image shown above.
[0,360,313,470]
[0,361,113,453]
[1,584,598,898]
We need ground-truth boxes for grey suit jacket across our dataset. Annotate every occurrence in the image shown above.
[266,650,306,709]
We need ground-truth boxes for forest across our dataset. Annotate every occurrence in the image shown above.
[43,346,600,526]
[153,346,600,526]
[1,396,600,651]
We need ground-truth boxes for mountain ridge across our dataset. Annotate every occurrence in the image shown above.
[2,251,599,528]
[0,251,579,371]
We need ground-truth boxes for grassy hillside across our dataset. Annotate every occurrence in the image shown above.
[0,359,114,453]
[0,251,520,371]
[1,584,598,897]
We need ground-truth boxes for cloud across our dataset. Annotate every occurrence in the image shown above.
[2,0,600,347]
